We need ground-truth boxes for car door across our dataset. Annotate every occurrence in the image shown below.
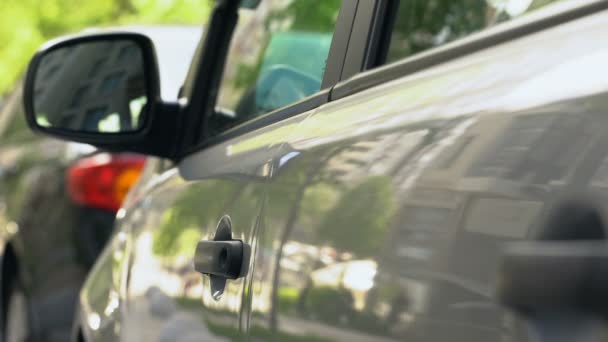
[104,1,353,341]
[252,1,608,341]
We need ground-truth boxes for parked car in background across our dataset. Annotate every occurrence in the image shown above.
[19,0,608,341]
[0,25,200,341]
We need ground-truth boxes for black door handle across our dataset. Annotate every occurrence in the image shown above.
[194,240,246,279]
[193,216,250,300]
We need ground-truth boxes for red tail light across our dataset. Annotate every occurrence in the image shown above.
[67,153,146,212]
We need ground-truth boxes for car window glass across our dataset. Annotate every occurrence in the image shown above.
[210,0,342,135]
[384,0,565,64]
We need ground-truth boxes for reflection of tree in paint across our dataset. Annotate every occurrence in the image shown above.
[152,181,241,258]
[152,179,264,261]
[318,176,395,258]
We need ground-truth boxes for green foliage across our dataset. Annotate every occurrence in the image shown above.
[386,0,562,63]
[0,0,211,95]
[388,0,497,61]
[250,325,333,342]
[305,286,354,324]
[318,176,395,257]
[204,319,334,342]
[152,181,242,257]
[299,183,339,231]
[151,179,264,258]
[276,286,299,314]
[266,0,341,32]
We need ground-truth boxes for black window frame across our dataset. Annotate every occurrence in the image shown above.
[178,0,608,160]
[333,0,608,101]
[180,0,359,157]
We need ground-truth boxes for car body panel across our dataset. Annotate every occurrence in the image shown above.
[248,9,608,342]
[79,117,305,340]
[78,5,608,342]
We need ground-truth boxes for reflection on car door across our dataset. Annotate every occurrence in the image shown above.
[112,1,345,339]
[116,131,278,341]
[250,8,608,342]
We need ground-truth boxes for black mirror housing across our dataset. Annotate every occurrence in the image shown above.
[23,32,182,160]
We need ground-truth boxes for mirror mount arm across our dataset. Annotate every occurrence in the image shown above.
[143,100,184,161]
[86,100,185,162]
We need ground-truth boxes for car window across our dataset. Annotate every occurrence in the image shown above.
[384,0,565,64]
[210,0,342,135]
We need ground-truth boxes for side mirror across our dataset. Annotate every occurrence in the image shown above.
[23,32,180,159]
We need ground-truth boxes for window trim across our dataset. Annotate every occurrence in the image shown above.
[322,0,359,88]
[182,0,358,157]
[185,89,330,155]
[332,0,608,101]
[179,0,240,155]
[340,0,386,80]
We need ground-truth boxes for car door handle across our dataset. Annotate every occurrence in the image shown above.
[194,216,251,300]
[194,240,247,280]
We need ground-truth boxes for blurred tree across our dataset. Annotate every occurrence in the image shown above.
[151,179,257,259]
[266,147,344,331]
[0,0,212,95]
[266,0,340,31]
[386,0,561,63]
[318,176,395,257]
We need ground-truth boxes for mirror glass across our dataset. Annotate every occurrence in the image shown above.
[33,39,148,133]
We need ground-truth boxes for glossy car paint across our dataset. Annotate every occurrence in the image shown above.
[0,26,201,341]
[79,115,293,340]
[79,6,608,342]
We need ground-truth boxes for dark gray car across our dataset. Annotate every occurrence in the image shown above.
[18,0,608,341]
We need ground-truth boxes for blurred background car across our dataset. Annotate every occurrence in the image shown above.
[0,25,200,341]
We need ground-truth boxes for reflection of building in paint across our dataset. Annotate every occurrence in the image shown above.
[326,130,429,183]
[374,106,608,333]
[292,97,608,338]
[354,112,573,333]
[405,109,602,230]
[417,109,597,195]
[394,112,592,272]
[35,41,145,131]
[466,112,590,186]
